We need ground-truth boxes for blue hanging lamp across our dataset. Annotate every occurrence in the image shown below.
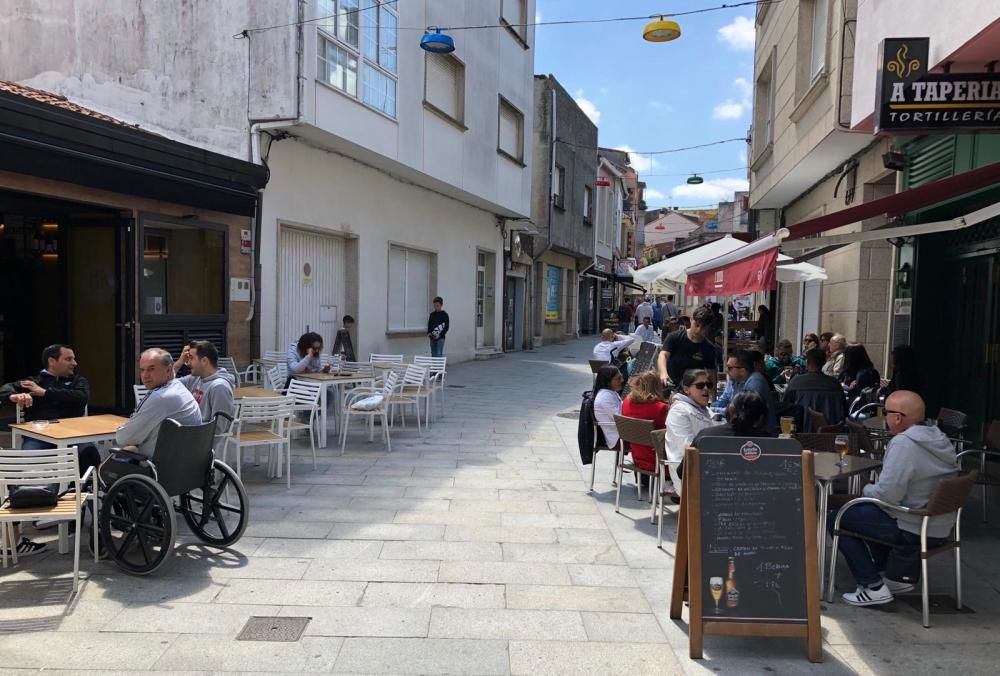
[420,27,455,54]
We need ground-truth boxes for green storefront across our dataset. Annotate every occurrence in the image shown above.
[898,132,1000,438]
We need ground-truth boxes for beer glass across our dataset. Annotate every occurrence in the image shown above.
[835,434,850,468]
[709,577,724,614]
[780,416,794,436]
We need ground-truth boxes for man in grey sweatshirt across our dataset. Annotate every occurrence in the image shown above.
[175,340,235,432]
[116,348,202,459]
[829,390,959,607]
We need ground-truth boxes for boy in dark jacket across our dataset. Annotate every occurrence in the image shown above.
[427,297,450,358]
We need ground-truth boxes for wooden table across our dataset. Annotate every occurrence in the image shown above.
[234,387,281,399]
[296,372,375,447]
[811,451,883,593]
[10,414,129,449]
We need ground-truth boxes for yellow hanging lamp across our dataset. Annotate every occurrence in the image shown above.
[642,15,681,43]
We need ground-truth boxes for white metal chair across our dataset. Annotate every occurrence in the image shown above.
[0,447,96,593]
[369,353,404,365]
[217,356,242,387]
[321,353,342,372]
[223,397,294,487]
[133,384,149,407]
[397,364,431,430]
[285,378,324,470]
[413,356,447,418]
[264,350,285,360]
[341,371,400,455]
[266,364,288,393]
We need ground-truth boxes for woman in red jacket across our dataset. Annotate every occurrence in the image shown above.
[621,370,669,472]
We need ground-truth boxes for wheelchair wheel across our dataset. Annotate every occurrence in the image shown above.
[100,473,176,575]
[179,459,248,547]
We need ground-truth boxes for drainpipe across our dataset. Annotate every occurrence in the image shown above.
[529,86,557,349]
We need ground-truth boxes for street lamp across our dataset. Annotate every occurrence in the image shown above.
[642,15,681,42]
[420,27,455,54]
[687,174,704,185]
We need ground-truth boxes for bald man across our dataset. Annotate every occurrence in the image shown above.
[830,390,958,607]
[592,329,635,364]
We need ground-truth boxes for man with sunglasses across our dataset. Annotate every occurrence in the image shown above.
[831,390,958,607]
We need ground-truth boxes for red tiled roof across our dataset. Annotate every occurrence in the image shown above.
[0,79,138,128]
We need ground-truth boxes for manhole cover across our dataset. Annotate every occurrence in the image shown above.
[896,595,974,615]
[237,616,311,642]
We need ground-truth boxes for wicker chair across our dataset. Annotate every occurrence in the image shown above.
[828,470,978,627]
[807,408,829,433]
[612,415,660,516]
[957,420,1000,521]
[794,432,860,455]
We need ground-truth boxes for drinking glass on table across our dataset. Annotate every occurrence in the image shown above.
[709,577,724,614]
[780,416,794,436]
[834,434,850,468]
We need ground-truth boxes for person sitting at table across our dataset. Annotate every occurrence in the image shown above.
[840,344,880,406]
[0,344,97,557]
[115,348,203,459]
[592,329,635,364]
[764,339,806,385]
[621,370,669,475]
[784,348,845,429]
[634,316,657,344]
[174,340,198,378]
[175,340,235,432]
[801,333,820,359]
[287,331,331,376]
[664,369,714,496]
[819,331,834,356]
[592,365,625,451]
[712,351,753,414]
[829,390,958,607]
[694,390,773,444]
[823,334,847,377]
[880,344,924,400]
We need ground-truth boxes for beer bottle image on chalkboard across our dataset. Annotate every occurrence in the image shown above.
[726,557,740,609]
[709,577,724,615]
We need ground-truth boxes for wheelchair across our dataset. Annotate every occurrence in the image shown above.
[95,412,248,575]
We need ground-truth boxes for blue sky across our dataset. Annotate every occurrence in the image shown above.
[534,0,756,209]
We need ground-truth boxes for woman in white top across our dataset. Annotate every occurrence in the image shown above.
[665,368,714,495]
[592,365,625,448]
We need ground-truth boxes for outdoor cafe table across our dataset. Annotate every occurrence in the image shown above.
[812,451,883,593]
[9,414,129,554]
[234,387,281,399]
[296,372,375,447]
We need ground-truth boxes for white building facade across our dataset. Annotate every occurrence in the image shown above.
[2,0,535,363]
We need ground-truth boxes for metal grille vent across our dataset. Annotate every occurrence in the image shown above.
[236,616,311,642]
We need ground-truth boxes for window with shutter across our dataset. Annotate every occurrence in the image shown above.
[498,98,524,162]
[425,53,464,124]
[388,245,436,332]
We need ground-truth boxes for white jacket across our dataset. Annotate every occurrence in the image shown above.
[593,388,623,447]
[666,395,714,464]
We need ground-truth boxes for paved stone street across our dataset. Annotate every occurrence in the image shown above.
[2,340,999,674]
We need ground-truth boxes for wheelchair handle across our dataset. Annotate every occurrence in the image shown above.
[213,411,235,424]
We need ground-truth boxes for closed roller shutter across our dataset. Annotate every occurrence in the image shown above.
[278,227,348,350]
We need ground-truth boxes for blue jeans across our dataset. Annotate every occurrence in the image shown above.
[827,503,942,587]
[430,338,445,358]
[22,437,101,479]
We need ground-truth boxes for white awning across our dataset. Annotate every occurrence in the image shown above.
[777,256,827,282]
[780,201,1000,252]
[631,236,747,283]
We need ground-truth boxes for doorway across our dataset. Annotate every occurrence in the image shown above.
[0,189,134,415]
[476,250,497,348]
[503,274,525,351]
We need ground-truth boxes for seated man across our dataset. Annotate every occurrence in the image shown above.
[175,340,235,431]
[784,348,845,427]
[765,339,807,385]
[634,316,657,344]
[712,351,751,414]
[0,344,95,557]
[592,328,635,364]
[829,390,959,607]
[116,348,203,458]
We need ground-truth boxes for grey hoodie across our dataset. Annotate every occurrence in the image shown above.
[116,379,203,458]
[178,368,236,431]
[863,424,959,538]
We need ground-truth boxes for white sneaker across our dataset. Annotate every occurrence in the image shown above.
[843,584,894,606]
[883,577,915,594]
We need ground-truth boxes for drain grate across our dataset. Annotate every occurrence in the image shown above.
[237,616,311,642]
[446,384,466,389]
[896,595,975,615]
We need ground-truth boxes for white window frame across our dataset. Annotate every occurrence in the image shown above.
[316,0,398,118]
[808,0,829,82]
[754,48,776,157]
[387,244,436,333]
[423,51,466,127]
[583,185,593,224]
[553,164,565,208]
[497,96,525,163]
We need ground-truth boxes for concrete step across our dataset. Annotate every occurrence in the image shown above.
[474,348,505,360]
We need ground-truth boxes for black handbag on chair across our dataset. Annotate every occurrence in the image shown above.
[7,484,59,509]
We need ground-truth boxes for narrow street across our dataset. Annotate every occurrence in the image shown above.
[3,340,998,674]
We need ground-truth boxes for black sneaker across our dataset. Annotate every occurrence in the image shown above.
[3,537,48,558]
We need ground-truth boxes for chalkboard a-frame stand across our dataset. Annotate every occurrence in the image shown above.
[669,438,822,662]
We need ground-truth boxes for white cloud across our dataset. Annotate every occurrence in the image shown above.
[644,188,666,201]
[717,16,755,50]
[712,77,753,120]
[648,101,674,112]
[671,177,750,202]
[739,148,748,165]
[573,88,601,125]
[535,11,542,24]
[612,145,658,173]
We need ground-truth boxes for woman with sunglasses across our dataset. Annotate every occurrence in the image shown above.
[801,333,820,359]
[592,365,625,450]
[665,369,714,496]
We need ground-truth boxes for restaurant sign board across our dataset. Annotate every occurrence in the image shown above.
[876,37,1000,133]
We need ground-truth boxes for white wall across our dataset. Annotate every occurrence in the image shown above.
[851,0,999,127]
[260,138,503,362]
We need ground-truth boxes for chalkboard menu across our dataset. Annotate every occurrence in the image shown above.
[670,437,821,662]
[622,341,659,397]
[697,439,807,622]
[331,328,355,363]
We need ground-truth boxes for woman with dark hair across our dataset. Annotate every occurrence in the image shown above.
[880,345,923,399]
[665,369,714,495]
[754,305,774,354]
[801,333,820,358]
[840,344,880,404]
[693,390,773,445]
[622,371,670,472]
[593,365,625,449]
[287,331,329,375]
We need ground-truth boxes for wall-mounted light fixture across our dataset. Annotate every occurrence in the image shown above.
[883,150,907,172]
[897,261,912,289]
